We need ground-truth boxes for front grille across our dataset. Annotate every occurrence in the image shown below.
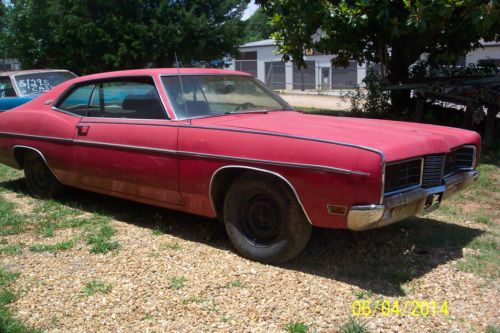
[444,146,475,175]
[422,155,445,188]
[384,159,422,194]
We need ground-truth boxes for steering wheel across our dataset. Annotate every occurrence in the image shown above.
[234,102,256,111]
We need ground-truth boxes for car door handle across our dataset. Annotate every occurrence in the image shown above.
[76,125,90,136]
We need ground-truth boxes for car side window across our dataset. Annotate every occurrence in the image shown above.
[0,77,17,97]
[57,84,95,116]
[87,79,166,119]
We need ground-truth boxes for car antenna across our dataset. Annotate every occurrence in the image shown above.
[175,52,191,124]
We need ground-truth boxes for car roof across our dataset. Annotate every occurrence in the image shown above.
[0,69,73,77]
[72,68,253,82]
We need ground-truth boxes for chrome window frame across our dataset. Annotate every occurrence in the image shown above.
[52,75,170,120]
[158,73,293,120]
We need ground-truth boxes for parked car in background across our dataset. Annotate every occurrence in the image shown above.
[0,69,77,111]
[0,68,480,263]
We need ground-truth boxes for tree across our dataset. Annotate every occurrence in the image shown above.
[244,8,274,42]
[6,0,246,74]
[256,0,499,114]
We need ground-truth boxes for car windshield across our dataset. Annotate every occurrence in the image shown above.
[161,75,292,119]
[14,71,76,96]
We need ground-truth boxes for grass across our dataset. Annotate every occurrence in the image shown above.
[84,221,120,254]
[0,243,23,256]
[0,200,26,236]
[224,279,247,289]
[353,289,373,300]
[161,241,182,251]
[28,240,74,253]
[0,267,41,333]
[486,325,500,333]
[80,280,113,297]
[285,322,312,333]
[338,317,369,333]
[169,276,187,290]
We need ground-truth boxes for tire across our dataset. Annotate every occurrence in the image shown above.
[24,152,63,199]
[223,173,312,264]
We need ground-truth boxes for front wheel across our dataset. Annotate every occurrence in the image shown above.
[223,173,312,264]
[24,152,63,199]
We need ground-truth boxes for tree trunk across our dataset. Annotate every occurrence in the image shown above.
[387,41,415,117]
[484,105,499,148]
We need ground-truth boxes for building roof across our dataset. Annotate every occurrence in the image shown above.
[240,39,277,48]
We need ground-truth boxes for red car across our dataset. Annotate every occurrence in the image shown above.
[0,68,480,263]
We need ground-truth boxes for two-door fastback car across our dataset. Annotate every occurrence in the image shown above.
[0,69,76,111]
[0,68,480,263]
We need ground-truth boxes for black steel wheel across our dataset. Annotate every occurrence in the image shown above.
[223,173,312,264]
[24,151,63,199]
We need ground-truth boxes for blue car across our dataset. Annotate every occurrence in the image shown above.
[0,69,77,111]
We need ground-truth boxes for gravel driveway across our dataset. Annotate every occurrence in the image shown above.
[0,162,498,332]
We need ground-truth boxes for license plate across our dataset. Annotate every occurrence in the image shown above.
[423,193,443,214]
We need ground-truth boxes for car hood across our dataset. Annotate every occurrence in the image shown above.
[202,111,480,162]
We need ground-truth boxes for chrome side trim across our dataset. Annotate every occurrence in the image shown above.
[209,165,313,225]
[10,145,62,183]
[0,131,73,144]
[0,131,369,176]
[73,139,368,176]
[73,120,385,157]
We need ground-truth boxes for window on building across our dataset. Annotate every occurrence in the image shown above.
[235,51,258,77]
[292,61,316,90]
[332,62,357,88]
[264,61,286,90]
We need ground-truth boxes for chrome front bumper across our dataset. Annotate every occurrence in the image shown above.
[347,170,479,231]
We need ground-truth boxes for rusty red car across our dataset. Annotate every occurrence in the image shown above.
[0,68,480,263]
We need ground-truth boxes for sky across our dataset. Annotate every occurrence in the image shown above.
[242,1,259,20]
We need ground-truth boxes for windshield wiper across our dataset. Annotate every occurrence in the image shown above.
[223,110,269,115]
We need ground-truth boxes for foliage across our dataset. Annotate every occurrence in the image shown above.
[257,0,499,113]
[6,0,247,74]
[343,69,391,117]
[410,60,499,80]
[0,267,41,333]
[244,9,274,42]
[285,322,311,333]
[80,280,113,297]
[339,317,369,333]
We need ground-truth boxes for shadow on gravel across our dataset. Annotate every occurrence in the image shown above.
[1,178,484,297]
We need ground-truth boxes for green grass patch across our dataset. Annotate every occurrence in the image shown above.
[339,317,369,333]
[458,232,499,279]
[285,322,312,333]
[28,240,74,253]
[161,241,181,251]
[169,276,187,290]
[486,325,500,333]
[0,200,26,236]
[0,243,23,256]
[353,289,373,300]
[0,267,40,333]
[85,221,120,254]
[80,280,113,297]
[224,279,246,289]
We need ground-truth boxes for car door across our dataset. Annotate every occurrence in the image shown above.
[61,77,183,206]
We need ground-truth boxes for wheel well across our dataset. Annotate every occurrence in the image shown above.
[11,146,39,169]
[210,166,311,224]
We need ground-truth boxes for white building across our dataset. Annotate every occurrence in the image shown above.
[228,39,500,91]
[0,58,21,72]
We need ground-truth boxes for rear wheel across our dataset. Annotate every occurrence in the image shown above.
[24,152,63,199]
[223,173,312,264]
